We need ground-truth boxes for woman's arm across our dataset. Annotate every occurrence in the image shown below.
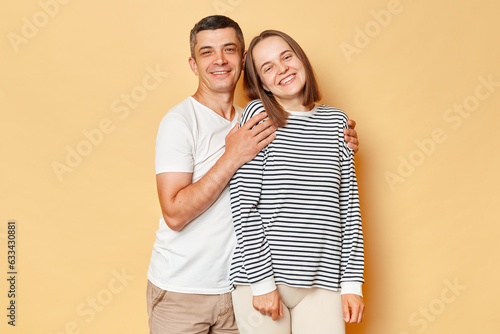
[230,147,275,290]
[339,118,365,323]
[230,106,275,289]
[230,102,282,320]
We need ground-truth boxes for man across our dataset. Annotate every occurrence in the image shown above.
[146,15,359,334]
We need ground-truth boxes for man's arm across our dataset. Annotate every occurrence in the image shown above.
[344,119,359,153]
[157,112,276,232]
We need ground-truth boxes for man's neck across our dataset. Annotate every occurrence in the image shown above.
[192,89,235,121]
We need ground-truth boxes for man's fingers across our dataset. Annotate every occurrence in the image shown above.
[344,135,358,145]
[255,126,276,144]
[228,123,239,135]
[347,119,357,129]
[241,112,268,129]
[248,119,276,150]
[344,128,359,153]
[251,119,276,136]
[343,128,358,140]
[256,133,276,151]
[347,142,359,154]
[241,114,275,136]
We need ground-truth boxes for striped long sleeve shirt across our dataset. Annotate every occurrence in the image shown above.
[229,100,364,296]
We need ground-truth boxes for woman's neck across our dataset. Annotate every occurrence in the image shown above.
[277,98,314,112]
[275,92,314,111]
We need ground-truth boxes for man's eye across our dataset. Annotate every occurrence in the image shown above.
[225,48,236,52]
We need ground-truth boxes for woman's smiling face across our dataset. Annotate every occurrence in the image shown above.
[252,36,307,109]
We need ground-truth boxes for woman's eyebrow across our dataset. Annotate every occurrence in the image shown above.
[260,50,292,70]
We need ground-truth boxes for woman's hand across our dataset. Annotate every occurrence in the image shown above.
[252,289,284,321]
[341,293,365,323]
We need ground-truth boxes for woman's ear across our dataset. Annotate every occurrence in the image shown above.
[261,83,270,93]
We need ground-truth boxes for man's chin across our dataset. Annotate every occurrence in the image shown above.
[211,83,237,94]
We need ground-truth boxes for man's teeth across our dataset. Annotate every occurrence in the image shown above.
[281,75,295,84]
[213,71,229,74]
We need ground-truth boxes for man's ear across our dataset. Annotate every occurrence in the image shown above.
[188,57,198,76]
[242,50,248,68]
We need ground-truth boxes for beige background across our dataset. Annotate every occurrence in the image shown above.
[1,0,499,333]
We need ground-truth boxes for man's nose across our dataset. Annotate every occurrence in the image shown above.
[214,51,228,65]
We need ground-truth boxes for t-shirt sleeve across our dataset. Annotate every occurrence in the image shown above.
[155,112,194,174]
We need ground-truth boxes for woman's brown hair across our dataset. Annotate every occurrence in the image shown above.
[243,30,321,127]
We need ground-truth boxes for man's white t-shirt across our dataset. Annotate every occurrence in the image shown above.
[147,96,241,294]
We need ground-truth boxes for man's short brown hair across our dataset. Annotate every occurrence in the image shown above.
[190,15,245,58]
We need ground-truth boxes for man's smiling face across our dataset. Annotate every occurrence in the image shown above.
[189,27,244,94]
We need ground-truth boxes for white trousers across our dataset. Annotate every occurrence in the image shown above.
[232,284,345,334]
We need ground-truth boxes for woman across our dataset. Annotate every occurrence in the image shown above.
[229,30,365,334]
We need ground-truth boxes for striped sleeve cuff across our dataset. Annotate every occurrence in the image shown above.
[250,277,277,296]
[341,282,363,297]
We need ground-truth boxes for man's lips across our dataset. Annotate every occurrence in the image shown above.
[210,70,231,75]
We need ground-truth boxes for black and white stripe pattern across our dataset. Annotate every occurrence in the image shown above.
[229,100,364,292]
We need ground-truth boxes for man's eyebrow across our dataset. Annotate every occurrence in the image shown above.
[223,43,238,49]
[260,50,292,70]
[198,45,213,53]
[198,43,238,53]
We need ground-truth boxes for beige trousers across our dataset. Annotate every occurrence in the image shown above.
[147,280,239,334]
[232,284,345,334]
